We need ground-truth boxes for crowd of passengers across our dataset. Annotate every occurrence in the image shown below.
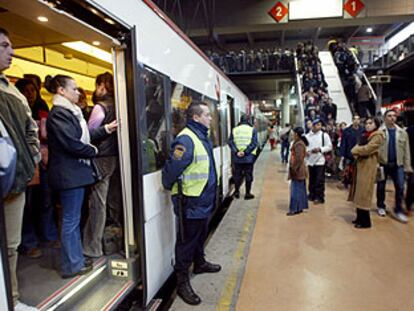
[330,40,376,119]
[206,47,294,73]
[1,27,124,310]
[268,40,414,228]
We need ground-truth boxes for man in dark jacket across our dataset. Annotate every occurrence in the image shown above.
[339,115,364,188]
[162,101,221,306]
[0,27,40,311]
[228,115,258,199]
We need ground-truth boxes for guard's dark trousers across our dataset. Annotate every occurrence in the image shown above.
[308,165,325,201]
[234,163,254,194]
[175,217,209,273]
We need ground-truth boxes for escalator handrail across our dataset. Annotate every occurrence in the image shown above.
[293,53,305,127]
[349,51,378,102]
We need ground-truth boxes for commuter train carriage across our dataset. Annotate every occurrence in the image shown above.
[0,0,268,309]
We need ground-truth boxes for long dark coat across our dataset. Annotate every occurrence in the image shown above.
[348,130,385,210]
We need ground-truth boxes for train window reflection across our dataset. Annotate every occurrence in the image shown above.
[170,82,219,147]
[142,67,168,173]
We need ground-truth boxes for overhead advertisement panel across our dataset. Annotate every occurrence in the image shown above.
[289,0,343,20]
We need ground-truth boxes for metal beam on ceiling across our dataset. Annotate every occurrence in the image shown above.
[246,32,255,46]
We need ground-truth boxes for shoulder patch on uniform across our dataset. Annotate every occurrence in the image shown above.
[173,144,186,160]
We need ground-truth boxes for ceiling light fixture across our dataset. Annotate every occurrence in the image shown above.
[62,41,112,63]
[37,16,49,22]
[366,27,373,33]
[92,41,100,46]
[104,18,115,25]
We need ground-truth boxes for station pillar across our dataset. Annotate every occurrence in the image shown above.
[282,83,290,125]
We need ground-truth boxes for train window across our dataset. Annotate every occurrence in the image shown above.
[141,67,169,174]
[170,82,220,147]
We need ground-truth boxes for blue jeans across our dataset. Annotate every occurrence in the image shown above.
[289,180,309,213]
[376,165,405,213]
[21,168,58,249]
[60,187,86,275]
[281,140,289,163]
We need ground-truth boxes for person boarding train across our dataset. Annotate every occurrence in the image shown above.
[162,101,221,306]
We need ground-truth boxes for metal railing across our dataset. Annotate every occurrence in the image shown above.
[293,54,305,127]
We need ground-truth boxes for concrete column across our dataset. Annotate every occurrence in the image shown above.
[281,83,290,125]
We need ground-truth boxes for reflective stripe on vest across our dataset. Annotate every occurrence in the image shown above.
[171,128,210,196]
[233,124,257,155]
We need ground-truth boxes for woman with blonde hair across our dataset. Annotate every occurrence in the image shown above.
[349,117,384,228]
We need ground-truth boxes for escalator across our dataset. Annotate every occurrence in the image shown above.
[319,51,353,123]
[327,49,378,120]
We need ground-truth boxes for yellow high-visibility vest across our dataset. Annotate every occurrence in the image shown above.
[171,128,210,196]
[233,124,257,155]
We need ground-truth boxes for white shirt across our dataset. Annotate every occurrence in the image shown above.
[305,130,332,166]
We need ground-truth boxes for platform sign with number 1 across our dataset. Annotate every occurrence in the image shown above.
[343,0,366,18]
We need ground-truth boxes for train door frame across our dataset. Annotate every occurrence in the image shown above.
[0,1,148,308]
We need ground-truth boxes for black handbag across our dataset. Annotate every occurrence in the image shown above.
[376,166,385,183]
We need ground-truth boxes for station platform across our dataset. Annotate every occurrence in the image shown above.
[170,146,414,311]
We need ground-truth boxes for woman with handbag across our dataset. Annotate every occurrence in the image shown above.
[46,74,116,278]
[349,117,384,229]
[287,127,309,216]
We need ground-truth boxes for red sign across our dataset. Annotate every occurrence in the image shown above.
[268,2,288,23]
[344,0,365,18]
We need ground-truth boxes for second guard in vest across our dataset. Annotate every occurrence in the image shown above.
[228,115,258,199]
[162,101,221,306]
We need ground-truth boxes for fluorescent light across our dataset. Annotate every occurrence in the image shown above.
[366,27,373,33]
[92,41,100,46]
[37,16,48,22]
[90,8,98,14]
[62,41,111,63]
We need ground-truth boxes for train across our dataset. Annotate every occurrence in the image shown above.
[0,0,268,309]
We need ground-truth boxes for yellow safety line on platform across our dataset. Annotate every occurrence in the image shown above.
[216,208,256,311]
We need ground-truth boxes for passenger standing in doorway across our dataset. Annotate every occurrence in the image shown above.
[305,119,332,204]
[162,101,221,306]
[0,27,40,311]
[228,115,258,199]
[287,127,309,215]
[280,123,292,163]
[46,74,116,278]
[349,117,384,228]
[83,72,121,259]
[376,109,412,223]
[15,78,59,259]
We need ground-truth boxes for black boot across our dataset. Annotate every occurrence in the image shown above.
[354,209,371,229]
[176,272,201,305]
[245,182,255,200]
[234,188,240,199]
[193,261,222,274]
[352,208,361,224]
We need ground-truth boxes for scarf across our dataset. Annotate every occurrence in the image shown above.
[52,94,91,146]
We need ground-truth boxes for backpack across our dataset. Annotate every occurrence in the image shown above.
[0,119,17,198]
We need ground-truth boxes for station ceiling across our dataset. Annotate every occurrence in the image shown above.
[152,0,413,51]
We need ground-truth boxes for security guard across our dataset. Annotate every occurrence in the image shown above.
[162,101,221,305]
[228,115,258,199]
